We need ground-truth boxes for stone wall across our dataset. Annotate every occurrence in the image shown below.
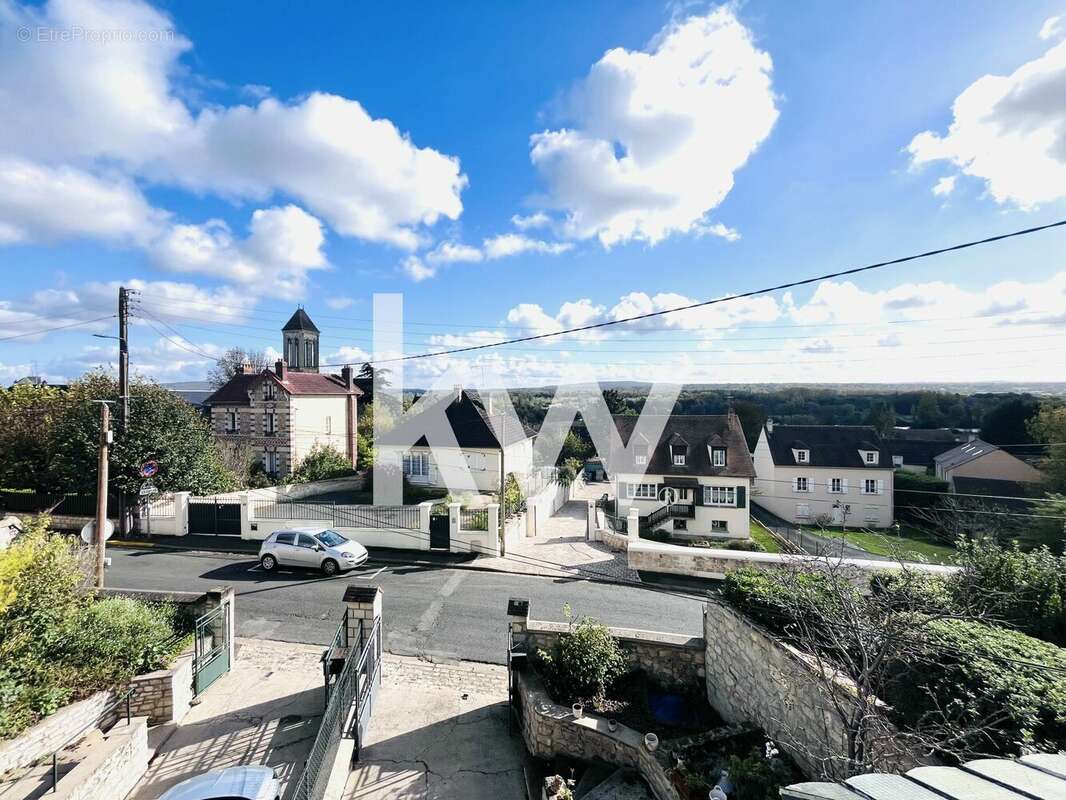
[51,717,149,800]
[703,601,920,778]
[0,690,116,775]
[128,648,194,724]
[516,617,705,690]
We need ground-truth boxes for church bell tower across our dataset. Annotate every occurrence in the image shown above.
[281,307,320,373]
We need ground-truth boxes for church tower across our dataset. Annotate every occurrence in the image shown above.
[281,308,320,373]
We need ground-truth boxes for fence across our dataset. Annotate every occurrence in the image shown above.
[147,494,175,519]
[0,489,118,517]
[517,466,558,498]
[459,507,488,531]
[250,498,335,521]
[252,498,420,530]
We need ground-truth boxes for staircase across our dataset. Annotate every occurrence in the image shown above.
[579,768,653,800]
[640,502,695,533]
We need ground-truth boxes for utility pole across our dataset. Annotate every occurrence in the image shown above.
[117,287,130,536]
[95,402,111,589]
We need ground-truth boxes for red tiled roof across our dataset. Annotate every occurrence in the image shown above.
[204,370,361,405]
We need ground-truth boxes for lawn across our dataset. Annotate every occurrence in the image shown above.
[803,524,957,564]
[749,519,784,553]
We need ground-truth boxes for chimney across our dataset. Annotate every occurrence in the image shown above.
[454,384,463,402]
[766,418,774,434]
[235,363,246,376]
[275,359,287,379]
[341,364,354,391]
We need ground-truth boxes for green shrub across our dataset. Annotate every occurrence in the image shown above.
[286,443,355,484]
[888,618,1066,756]
[725,539,765,552]
[536,605,625,703]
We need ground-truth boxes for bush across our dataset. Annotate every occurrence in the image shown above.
[888,618,1066,756]
[536,605,625,703]
[725,539,765,552]
[286,444,355,484]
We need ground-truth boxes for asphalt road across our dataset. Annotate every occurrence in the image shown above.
[106,547,707,664]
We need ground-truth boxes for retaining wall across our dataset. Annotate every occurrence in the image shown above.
[128,649,194,724]
[0,691,116,775]
[50,717,149,800]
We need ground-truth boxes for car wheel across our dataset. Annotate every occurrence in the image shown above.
[260,554,277,571]
[321,558,339,576]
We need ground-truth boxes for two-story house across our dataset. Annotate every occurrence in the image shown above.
[752,422,894,528]
[612,412,755,539]
[203,309,362,480]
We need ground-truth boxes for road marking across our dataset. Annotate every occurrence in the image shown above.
[354,566,386,580]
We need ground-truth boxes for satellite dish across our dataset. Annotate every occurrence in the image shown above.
[80,519,114,544]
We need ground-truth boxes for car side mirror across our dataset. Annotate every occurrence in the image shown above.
[314,545,323,552]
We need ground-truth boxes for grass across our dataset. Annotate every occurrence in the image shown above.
[749,519,784,553]
[803,523,957,564]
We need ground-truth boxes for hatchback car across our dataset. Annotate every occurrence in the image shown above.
[258,527,368,576]
[157,765,280,800]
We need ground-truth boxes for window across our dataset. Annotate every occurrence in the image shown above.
[677,488,690,501]
[673,453,686,466]
[297,533,317,549]
[634,445,648,466]
[226,411,237,433]
[796,450,809,463]
[796,503,811,519]
[305,340,314,365]
[266,412,276,435]
[795,477,810,493]
[711,520,728,532]
[288,339,298,366]
[673,519,688,531]
[276,532,295,545]
[862,479,883,495]
[325,416,332,434]
[892,455,904,467]
[864,451,877,464]
[403,452,429,477]
[712,447,726,467]
[264,451,277,475]
[829,477,843,494]
[263,382,276,400]
[627,483,658,499]
[704,486,736,506]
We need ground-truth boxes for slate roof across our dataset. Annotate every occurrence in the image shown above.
[764,425,890,469]
[611,414,754,478]
[378,390,533,449]
[203,369,360,406]
[203,373,258,406]
[282,308,320,333]
[884,437,960,468]
[933,439,998,471]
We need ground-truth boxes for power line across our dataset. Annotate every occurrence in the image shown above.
[0,315,116,342]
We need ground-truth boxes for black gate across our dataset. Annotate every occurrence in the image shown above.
[429,513,450,550]
[189,498,242,535]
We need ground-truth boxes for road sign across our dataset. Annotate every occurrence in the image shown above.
[139,482,159,497]
[80,519,114,544]
[139,460,159,478]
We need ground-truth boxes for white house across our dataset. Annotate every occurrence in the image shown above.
[612,413,755,540]
[752,421,894,528]
[377,389,534,494]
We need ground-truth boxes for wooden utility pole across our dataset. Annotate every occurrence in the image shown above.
[95,402,111,589]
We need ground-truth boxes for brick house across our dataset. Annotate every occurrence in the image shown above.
[204,309,362,480]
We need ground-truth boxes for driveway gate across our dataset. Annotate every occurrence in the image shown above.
[193,600,231,695]
[429,512,450,549]
[189,497,242,535]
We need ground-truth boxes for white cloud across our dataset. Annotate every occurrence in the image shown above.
[425,240,483,265]
[932,175,956,197]
[482,233,573,259]
[1040,15,1062,40]
[528,7,777,247]
[694,221,741,241]
[0,0,467,252]
[401,255,436,282]
[326,296,355,310]
[511,212,551,230]
[154,205,327,298]
[907,37,1066,207]
[0,159,163,244]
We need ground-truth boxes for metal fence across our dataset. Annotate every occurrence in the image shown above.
[459,507,488,531]
[147,494,175,518]
[250,498,335,521]
[251,499,420,530]
[0,489,116,516]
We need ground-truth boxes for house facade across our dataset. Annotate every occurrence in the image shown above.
[612,413,754,539]
[934,439,1046,491]
[378,389,534,494]
[752,422,894,528]
[884,427,975,472]
[203,310,361,480]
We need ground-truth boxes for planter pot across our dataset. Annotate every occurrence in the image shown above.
[644,733,659,752]
[572,703,584,719]
[607,718,618,732]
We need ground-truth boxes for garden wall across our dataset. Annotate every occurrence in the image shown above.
[0,690,117,775]
[50,716,149,800]
[128,648,194,724]
[514,616,705,689]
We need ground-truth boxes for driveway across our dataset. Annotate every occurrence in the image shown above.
[129,638,324,800]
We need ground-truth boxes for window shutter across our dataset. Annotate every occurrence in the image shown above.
[736,486,746,508]
[842,478,849,494]
[792,477,799,492]
[877,479,884,495]
[694,486,704,506]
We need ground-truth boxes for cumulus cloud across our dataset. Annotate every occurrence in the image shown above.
[482,234,573,259]
[511,212,551,230]
[907,36,1066,207]
[326,296,355,310]
[528,7,777,247]
[1040,15,1063,40]
[0,0,466,253]
[401,255,436,282]
[932,175,956,197]
[425,241,483,265]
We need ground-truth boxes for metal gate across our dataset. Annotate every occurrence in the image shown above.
[193,601,231,695]
[429,513,450,549]
[188,497,242,535]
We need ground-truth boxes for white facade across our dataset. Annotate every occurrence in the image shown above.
[383,437,534,494]
[614,473,751,538]
[752,428,894,528]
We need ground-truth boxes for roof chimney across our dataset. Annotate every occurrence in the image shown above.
[275,359,287,379]
[454,384,463,402]
[235,363,246,376]
[341,364,354,391]
[766,418,774,434]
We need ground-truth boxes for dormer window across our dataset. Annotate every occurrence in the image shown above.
[263,382,276,401]
[634,444,648,466]
[795,450,809,463]
[669,442,687,467]
[861,450,879,465]
[712,447,726,467]
[673,452,686,466]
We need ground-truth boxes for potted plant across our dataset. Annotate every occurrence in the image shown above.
[644,732,659,752]
[572,702,584,719]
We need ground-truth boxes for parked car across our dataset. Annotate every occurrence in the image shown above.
[157,765,280,800]
[258,527,368,576]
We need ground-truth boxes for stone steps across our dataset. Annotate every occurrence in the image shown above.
[582,768,653,800]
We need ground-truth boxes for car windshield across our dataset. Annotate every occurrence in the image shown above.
[316,530,347,547]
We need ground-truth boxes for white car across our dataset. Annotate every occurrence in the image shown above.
[258,527,368,576]
[157,765,280,800]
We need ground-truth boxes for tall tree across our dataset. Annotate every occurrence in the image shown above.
[0,382,66,491]
[981,397,1038,445]
[207,347,269,388]
[602,388,629,415]
[912,393,944,428]
[865,401,896,437]
[1028,401,1066,492]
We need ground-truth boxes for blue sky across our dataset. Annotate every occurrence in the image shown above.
[2,0,1066,387]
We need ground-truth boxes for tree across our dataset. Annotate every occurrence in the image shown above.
[602,388,628,415]
[912,393,944,428]
[286,443,355,484]
[0,382,66,491]
[207,347,268,389]
[981,398,1038,445]
[354,362,391,406]
[1028,401,1066,492]
[733,399,767,451]
[865,401,896,437]
[47,372,236,497]
[558,430,593,464]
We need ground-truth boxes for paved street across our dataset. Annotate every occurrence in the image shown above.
[106,547,705,664]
